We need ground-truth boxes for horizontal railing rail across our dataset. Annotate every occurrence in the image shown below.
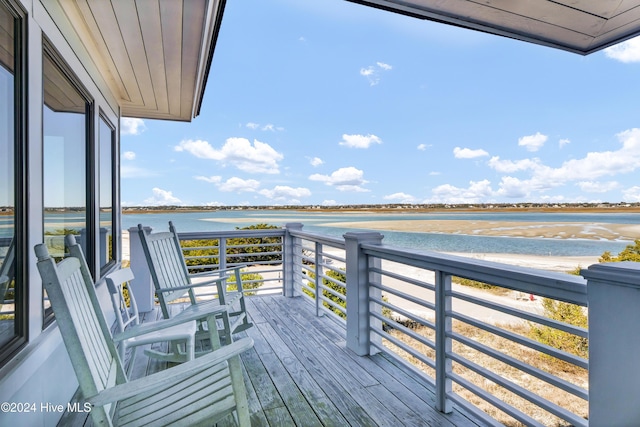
[176,229,286,296]
[359,242,588,427]
[288,228,347,323]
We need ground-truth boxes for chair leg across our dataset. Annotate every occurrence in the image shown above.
[206,314,223,350]
[228,356,251,426]
[186,335,195,361]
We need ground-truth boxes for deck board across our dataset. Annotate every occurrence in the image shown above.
[60,295,482,426]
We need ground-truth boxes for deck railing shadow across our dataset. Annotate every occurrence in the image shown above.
[128,222,640,426]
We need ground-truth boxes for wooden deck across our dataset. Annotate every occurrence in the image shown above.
[60,295,482,426]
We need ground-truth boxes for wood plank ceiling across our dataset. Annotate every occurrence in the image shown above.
[42,1,640,121]
[46,0,225,121]
[347,0,640,54]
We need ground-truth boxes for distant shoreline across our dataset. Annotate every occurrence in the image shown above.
[122,204,640,215]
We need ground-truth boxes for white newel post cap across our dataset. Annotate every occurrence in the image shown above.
[581,261,640,427]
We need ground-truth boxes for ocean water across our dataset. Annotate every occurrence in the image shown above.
[119,210,636,257]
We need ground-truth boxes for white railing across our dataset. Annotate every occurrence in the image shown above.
[287,224,347,322]
[129,223,640,426]
[360,242,588,426]
[177,229,286,295]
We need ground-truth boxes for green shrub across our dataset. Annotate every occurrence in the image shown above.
[528,299,588,359]
[225,269,264,296]
[599,239,640,263]
[304,268,347,318]
[452,276,510,296]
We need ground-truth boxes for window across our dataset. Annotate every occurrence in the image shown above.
[0,0,25,365]
[99,115,116,273]
[42,42,91,325]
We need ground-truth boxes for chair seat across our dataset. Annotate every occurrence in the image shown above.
[126,321,196,346]
[116,362,238,427]
[176,295,253,345]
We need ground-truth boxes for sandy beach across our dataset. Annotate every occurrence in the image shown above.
[122,217,621,270]
[323,219,640,241]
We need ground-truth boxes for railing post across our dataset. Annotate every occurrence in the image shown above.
[582,261,640,426]
[219,238,227,270]
[283,223,303,297]
[435,270,453,413]
[314,242,323,316]
[128,226,154,312]
[344,231,384,356]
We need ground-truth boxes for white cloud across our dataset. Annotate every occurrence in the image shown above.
[259,186,312,201]
[360,67,374,77]
[453,147,489,159]
[518,132,547,152]
[205,201,225,207]
[195,176,222,184]
[622,186,640,202]
[537,128,640,182]
[309,166,369,192]
[120,118,146,135]
[322,199,337,206]
[559,138,570,148]
[310,157,324,167]
[488,156,540,173]
[495,176,533,198]
[417,143,431,151]
[143,188,182,206]
[261,124,285,131]
[245,122,284,132]
[339,134,382,149]
[577,181,619,193]
[482,128,640,199]
[604,36,640,63]
[122,151,136,160]
[120,165,157,178]
[427,180,494,204]
[384,192,417,203]
[360,61,393,86]
[175,137,283,174]
[217,177,261,192]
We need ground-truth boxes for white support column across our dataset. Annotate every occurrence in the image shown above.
[282,223,303,297]
[344,231,384,356]
[582,261,640,426]
[128,226,154,312]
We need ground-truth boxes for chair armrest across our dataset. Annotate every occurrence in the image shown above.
[87,337,254,407]
[111,308,223,342]
[188,265,245,279]
[154,277,227,294]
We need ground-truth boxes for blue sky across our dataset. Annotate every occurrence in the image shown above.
[120,0,640,207]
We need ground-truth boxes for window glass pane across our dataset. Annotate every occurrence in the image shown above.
[99,117,115,271]
[0,2,16,349]
[42,50,87,320]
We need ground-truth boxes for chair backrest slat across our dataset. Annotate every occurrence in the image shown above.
[138,226,192,309]
[36,239,125,425]
[105,267,139,332]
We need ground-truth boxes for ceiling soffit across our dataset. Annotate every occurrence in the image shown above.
[347,0,640,55]
[47,0,224,121]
